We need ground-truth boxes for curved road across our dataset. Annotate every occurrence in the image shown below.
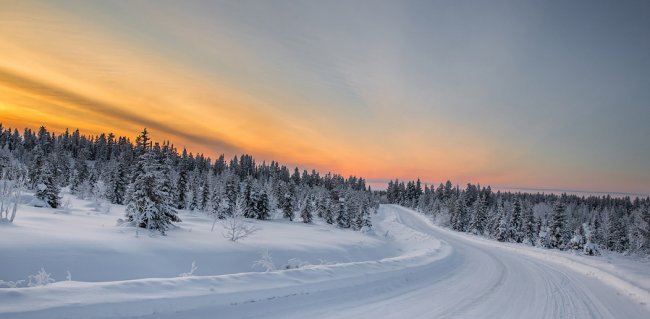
[140,204,650,319]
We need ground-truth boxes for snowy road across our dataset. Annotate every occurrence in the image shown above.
[2,205,649,318]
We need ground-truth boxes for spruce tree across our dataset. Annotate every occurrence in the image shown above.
[243,179,256,218]
[510,200,523,243]
[450,195,467,231]
[549,201,567,249]
[224,177,238,216]
[639,205,650,254]
[324,198,335,224]
[256,189,270,220]
[336,196,349,228]
[522,204,536,245]
[200,177,210,211]
[300,196,313,223]
[606,209,628,252]
[175,167,188,209]
[496,205,509,242]
[361,199,373,229]
[125,150,180,234]
[35,160,61,208]
[106,159,128,205]
[469,195,487,235]
[281,185,294,221]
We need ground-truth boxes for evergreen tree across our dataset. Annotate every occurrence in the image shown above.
[469,195,487,235]
[70,154,89,194]
[200,176,210,211]
[224,177,238,216]
[106,159,128,205]
[450,195,467,231]
[522,204,536,245]
[496,205,509,242]
[510,200,523,243]
[300,196,313,223]
[336,196,349,228]
[324,198,335,225]
[639,206,650,254]
[281,184,294,221]
[549,201,567,249]
[256,189,270,220]
[243,179,256,218]
[35,160,61,208]
[175,166,189,209]
[357,198,373,230]
[125,150,180,234]
[606,209,628,252]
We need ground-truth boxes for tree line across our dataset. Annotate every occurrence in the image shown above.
[0,125,377,234]
[385,179,650,256]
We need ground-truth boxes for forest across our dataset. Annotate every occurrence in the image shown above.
[385,179,650,256]
[0,125,377,234]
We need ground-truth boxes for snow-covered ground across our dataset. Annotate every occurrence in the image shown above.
[1,197,649,318]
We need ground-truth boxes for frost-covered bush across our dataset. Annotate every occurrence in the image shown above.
[28,268,55,287]
[178,261,198,277]
[0,174,24,223]
[222,198,259,242]
[252,249,275,272]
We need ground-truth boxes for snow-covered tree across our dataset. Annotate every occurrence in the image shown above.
[35,160,60,208]
[510,200,523,243]
[469,195,487,235]
[549,201,567,249]
[300,195,313,223]
[125,150,180,234]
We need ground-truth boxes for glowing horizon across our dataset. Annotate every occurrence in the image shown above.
[1,1,649,195]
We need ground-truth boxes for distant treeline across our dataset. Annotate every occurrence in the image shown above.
[385,179,650,256]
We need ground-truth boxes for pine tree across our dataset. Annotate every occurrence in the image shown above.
[510,200,523,243]
[243,179,256,218]
[300,196,313,223]
[639,205,650,254]
[324,197,335,224]
[522,204,536,245]
[256,189,270,220]
[106,159,128,205]
[496,205,509,242]
[362,198,373,229]
[175,166,189,209]
[35,160,61,208]
[356,198,372,230]
[606,209,628,252]
[28,146,46,189]
[125,150,180,234]
[549,201,567,249]
[224,177,238,217]
[281,184,294,221]
[200,176,210,211]
[450,195,467,231]
[336,197,349,228]
[469,195,487,235]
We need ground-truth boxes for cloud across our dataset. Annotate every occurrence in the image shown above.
[0,67,242,155]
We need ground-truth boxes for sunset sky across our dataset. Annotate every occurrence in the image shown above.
[1,0,649,195]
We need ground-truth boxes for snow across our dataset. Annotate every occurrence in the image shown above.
[1,197,649,318]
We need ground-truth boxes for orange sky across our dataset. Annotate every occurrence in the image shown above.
[1,1,649,195]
